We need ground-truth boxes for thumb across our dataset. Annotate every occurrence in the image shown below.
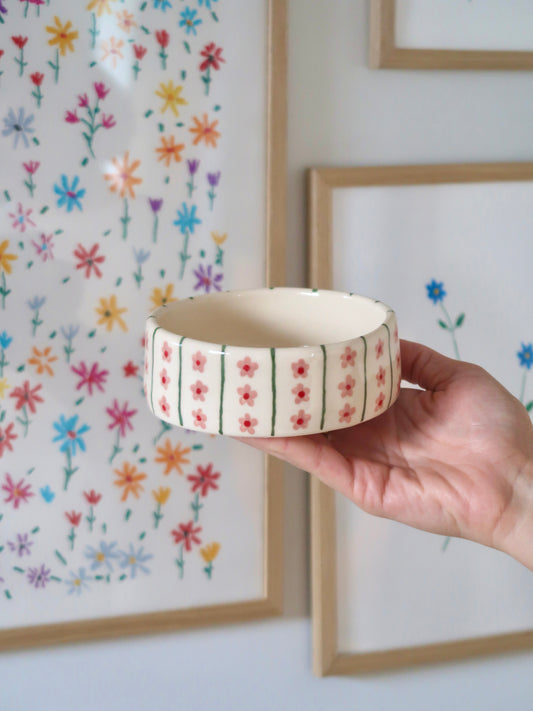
[400,339,460,391]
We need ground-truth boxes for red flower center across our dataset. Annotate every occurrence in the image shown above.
[298,390,305,398]
[298,367,304,374]
[67,430,76,439]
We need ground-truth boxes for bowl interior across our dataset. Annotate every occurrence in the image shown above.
[154,289,388,348]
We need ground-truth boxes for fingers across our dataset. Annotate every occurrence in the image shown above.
[400,339,460,391]
[234,434,354,500]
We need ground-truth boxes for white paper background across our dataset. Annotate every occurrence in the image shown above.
[333,180,533,652]
[396,0,533,51]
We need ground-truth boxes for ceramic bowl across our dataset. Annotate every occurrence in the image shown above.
[144,288,401,437]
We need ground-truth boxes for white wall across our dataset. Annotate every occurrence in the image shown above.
[3,2,533,708]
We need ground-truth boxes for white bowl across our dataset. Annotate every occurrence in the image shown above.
[144,288,401,437]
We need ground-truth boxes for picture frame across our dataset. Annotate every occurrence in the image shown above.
[308,162,533,675]
[0,0,286,651]
[369,0,533,71]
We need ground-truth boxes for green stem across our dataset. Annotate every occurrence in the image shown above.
[89,13,99,49]
[53,48,59,83]
[87,506,95,532]
[152,214,158,243]
[153,503,162,529]
[179,230,190,279]
[153,420,172,445]
[109,428,122,464]
[121,198,130,240]
[64,449,79,490]
[215,245,224,266]
[0,273,7,309]
[204,562,213,579]
[68,527,75,550]
[133,61,141,79]
[16,405,30,437]
[440,303,460,360]
[204,66,211,95]
[442,536,451,552]
[176,544,184,579]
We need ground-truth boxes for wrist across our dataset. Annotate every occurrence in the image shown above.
[496,457,533,571]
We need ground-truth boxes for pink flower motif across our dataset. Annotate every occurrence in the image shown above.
[292,383,310,404]
[159,395,170,417]
[78,93,89,108]
[375,392,386,412]
[376,366,386,388]
[71,361,109,395]
[160,368,170,390]
[192,409,207,429]
[94,82,110,100]
[340,346,357,368]
[393,326,399,343]
[23,161,40,175]
[32,233,54,262]
[9,202,36,233]
[191,380,208,401]
[106,399,137,437]
[237,356,259,378]
[2,473,33,509]
[339,403,356,424]
[102,113,116,129]
[396,351,401,370]
[291,359,309,379]
[290,410,311,430]
[338,374,355,398]
[65,110,80,123]
[237,383,257,406]
[162,341,172,361]
[375,339,384,359]
[192,351,206,372]
[239,413,258,434]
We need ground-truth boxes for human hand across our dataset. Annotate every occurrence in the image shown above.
[240,340,533,569]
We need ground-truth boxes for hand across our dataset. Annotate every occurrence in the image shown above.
[240,340,533,569]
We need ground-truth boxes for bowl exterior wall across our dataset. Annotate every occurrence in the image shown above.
[144,310,400,437]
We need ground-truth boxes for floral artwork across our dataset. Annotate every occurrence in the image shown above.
[0,0,268,630]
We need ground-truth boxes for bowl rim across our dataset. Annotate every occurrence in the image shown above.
[147,287,396,353]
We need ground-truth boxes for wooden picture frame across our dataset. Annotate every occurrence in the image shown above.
[308,162,533,675]
[0,0,286,651]
[369,0,533,71]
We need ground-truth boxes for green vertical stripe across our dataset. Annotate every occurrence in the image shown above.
[219,345,226,435]
[384,324,394,408]
[270,348,276,436]
[150,326,161,413]
[178,336,185,426]
[360,336,368,422]
[320,345,327,430]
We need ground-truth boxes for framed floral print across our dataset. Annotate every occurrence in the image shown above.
[0,0,286,650]
[309,162,533,675]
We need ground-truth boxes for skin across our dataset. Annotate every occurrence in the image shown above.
[239,340,533,570]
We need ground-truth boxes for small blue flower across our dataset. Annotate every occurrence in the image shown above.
[179,7,202,35]
[85,541,119,572]
[52,414,90,455]
[119,544,153,578]
[517,343,533,370]
[54,175,86,212]
[40,485,55,503]
[173,202,202,235]
[65,568,91,596]
[61,324,80,341]
[27,295,46,311]
[198,0,218,9]
[133,248,151,266]
[426,279,446,304]
[2,107,35,149]
[153,0,172,9]
[0,331,12,349]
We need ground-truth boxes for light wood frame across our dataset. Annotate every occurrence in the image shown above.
[369,0,533,71]
[308,162,533,675]
[0,0,287,653]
